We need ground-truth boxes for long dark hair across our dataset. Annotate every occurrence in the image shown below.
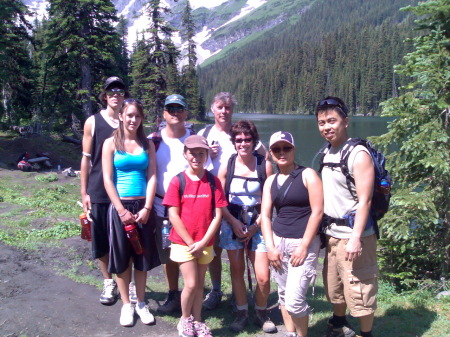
[113,99,148,153]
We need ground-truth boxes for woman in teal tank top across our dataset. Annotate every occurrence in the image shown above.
[103,99,160,327]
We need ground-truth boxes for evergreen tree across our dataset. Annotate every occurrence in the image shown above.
[130,0,179,121]
[0,0,34,124]
[374,0,450,288]
[180,0,202,119]
[39,0,123,128]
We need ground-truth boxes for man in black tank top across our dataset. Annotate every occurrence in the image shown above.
[80,76,129,305]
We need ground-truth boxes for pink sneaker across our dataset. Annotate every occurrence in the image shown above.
[194,321,213,337]
[177,316,195,337]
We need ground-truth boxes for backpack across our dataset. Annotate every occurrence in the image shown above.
[175,170,217,217]
[199,124,213,139]
[224,152,267,201]
[319,138,392,223]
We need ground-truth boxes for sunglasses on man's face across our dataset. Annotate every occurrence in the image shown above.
[235,137,253,144]
[106,88,125,97]
[271,146,293,154]
[166,106,185,114]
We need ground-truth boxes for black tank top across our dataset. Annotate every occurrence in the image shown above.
[87,113,116,203]
[270,167,311,238]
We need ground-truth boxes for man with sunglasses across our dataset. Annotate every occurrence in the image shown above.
[316,97,378,337]
[80,76,130,305]
[149,94,195,315]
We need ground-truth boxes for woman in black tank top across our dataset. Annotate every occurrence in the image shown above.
[260,131,324,337]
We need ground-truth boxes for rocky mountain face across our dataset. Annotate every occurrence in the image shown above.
[23,0,311,64]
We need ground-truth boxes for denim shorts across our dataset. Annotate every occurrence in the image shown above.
[219,220,267,252]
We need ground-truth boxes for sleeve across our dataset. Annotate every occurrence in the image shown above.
[213,176,228,208]
[162,175,181,207]
[197,128,205,137]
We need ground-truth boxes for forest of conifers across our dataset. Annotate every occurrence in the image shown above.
[199,0,418,115]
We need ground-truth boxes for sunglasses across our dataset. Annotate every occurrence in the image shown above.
[106,88,125,97]
[318,98,348,116]
[166,106,185,113]
[271,146,293,154]
[235,137,253,144]
[123,98,142,106]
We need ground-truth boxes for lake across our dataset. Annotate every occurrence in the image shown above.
[195,114,392,168]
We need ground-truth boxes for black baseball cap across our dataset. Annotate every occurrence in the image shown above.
[104,76,125,90]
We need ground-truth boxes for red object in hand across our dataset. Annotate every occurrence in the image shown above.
[79,213,92,241]
[124,223,144,255]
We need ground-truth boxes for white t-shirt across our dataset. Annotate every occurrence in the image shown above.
[198,125,236,176]
[149,128,212,217]
[321,139,375,239]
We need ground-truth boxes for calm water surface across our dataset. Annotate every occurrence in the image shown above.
[152,114,392,169]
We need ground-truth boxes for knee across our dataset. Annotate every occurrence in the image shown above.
[230,261,245,276]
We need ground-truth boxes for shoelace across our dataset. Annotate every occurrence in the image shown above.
[182,318,195,333]
[195,323,211,335]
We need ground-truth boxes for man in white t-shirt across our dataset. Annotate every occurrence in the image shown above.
[316,96,378,337]
[148,94,193,314]
[198,92,267,310]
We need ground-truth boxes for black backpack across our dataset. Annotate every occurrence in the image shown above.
[319,138,392,222]
[224,152,267,201]
[175,170,217,217]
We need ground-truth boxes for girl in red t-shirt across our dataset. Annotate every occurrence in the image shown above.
[163,135,227,337]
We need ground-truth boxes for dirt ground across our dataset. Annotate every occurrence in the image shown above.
[0,134,291,337]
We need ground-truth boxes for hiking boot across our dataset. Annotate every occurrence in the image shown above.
[229,310,249,332]
[157,290,181,314]
[254,309,277,333]
[120,303,135,327]
[100,279,118,305]
[324,318,356,337]
[177,316,195,337]
[194,321,214,337]
[129,282,138,304]
[202,289,223,310]
[135,302,155,325]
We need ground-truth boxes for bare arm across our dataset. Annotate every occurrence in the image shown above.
[80,116,94,212]
[135,140,157,224]
[102,138,134,224]
[290,168,324,267]
[260,174,282,270]
[346,150,374,261]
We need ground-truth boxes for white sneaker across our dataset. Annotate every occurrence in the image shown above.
[120,303,135,327]
[129,282,138,304]
[135,302,155,325]
[100,279,118,305]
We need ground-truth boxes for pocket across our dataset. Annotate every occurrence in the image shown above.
[348,264,378,308]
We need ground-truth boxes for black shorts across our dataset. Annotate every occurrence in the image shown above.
[107,200,161,274]
[90,203,110,259]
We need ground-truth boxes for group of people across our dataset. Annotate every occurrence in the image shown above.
[80,76,379,337]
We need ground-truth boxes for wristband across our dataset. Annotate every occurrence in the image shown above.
[82,152,92,158]
[144,206,151,211]
[118,210,128,217]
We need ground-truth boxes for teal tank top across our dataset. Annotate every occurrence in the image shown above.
[113,149,148,197]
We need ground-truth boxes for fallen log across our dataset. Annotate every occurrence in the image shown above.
[62,135,81,145]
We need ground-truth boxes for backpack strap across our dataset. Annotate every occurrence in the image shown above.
[254,152,267,190]
[224,153,238,201]
[150,130,162,152]
[176,170,216,218]
[200,124,213,139]
[273,166,304,213]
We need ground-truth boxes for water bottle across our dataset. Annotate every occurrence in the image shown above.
[125,223,144,255]
[78,213,92,241]
[161,219,171,249]
[379,179,391,195]
[241,206,248,234]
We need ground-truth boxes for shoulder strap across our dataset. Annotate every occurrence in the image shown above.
[201,124,213,139]
[254,152,267,191]
[273,166,304,211]
[317,142,331,173]
[150,130,162,152]
[176,172,186,198]
[224,153,238,201]
[206,170,217,217]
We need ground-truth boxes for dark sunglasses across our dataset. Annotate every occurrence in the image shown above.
[106,88,125,97]
[271,146,293,154]
[235,137,253,144]
[318,98,348,116]
[166,106,185,113]
[123,98,142,106]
